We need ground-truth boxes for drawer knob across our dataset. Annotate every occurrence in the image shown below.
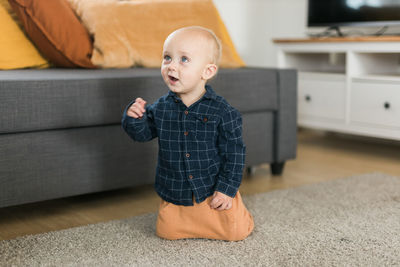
[384,102,391,110]
[305,95,311,102]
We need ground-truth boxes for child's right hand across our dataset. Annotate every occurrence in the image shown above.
[127,97,147,119]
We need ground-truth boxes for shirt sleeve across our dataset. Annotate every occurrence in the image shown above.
[214,107,246,198]
[121,100,157,142]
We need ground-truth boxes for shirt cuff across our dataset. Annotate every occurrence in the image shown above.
[215,178,239,198]
[123,112,148,127]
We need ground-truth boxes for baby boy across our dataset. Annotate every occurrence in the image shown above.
[122,26,254,241]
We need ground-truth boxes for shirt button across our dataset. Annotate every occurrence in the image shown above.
[188,175,193,179]
[184,131,189,136]
[184,110,189,115]
[174,99,179,103]
[203,117,208,122]
[185,153,190,158]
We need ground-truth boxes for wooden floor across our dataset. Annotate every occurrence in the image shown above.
[1,129,399,241]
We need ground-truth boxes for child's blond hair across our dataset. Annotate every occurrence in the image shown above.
[169,26,222,66]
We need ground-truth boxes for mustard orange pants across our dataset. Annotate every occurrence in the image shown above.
[156,191,254,241]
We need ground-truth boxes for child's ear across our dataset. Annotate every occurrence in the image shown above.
[202,63,218,80]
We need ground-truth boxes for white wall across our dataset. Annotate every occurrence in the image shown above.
[213,0,307,67]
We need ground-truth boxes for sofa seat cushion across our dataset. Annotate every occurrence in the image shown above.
[0,68,278,134]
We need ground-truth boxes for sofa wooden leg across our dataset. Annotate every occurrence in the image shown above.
[270,162,285,176]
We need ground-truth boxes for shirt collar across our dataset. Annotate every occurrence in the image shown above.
[203,85,217,100]
[168,84,217,102]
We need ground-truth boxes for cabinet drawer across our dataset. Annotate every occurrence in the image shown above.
[298,73,346,120]
[351,81,400,128]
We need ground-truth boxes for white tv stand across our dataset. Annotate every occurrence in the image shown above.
[274,36,400,141]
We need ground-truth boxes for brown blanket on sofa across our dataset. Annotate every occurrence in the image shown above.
[68,0,245,68]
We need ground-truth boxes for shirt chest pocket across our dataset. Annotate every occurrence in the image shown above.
[194,114,218,141]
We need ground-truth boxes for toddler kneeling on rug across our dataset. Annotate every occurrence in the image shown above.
[121,26,254,241]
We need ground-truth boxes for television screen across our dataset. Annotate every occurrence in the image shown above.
[308,0,400,27]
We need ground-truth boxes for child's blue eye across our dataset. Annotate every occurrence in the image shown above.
[164,55,171,61]
[181,56,189,63]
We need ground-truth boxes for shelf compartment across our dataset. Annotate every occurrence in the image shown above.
[351,52,400,77]
[283,52,346,74]
[351,74,400,83]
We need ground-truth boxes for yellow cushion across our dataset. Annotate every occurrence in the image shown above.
[0,5,48,69]
[0,0,21,27]
[68,0,245,68]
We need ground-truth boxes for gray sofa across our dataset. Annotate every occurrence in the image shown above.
[0,67,297,208]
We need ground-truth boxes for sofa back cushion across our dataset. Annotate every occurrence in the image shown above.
[8,0,95,68]
[0,68,277,134]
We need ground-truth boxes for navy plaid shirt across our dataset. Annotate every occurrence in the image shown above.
[121,85,246,206]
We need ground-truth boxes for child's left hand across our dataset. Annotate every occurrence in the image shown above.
[209,191,233,211]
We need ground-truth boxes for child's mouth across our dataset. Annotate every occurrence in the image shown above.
[169,75,179,82]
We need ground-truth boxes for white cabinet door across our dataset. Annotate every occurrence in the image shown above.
[298,73,346,121]
[351,80,400,129]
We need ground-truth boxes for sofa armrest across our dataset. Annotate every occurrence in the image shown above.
[274,69,297,162]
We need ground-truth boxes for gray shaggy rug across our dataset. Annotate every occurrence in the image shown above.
[1,173,399,266]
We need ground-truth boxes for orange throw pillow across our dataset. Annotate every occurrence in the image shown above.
[8,0,95,68]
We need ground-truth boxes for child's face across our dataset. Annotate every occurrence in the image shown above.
[161,30,216,98]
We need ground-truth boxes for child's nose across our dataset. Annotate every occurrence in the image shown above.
[168,60,178,71]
